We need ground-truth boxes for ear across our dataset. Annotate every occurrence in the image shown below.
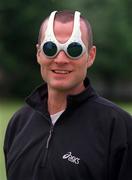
[87,46,96,68]
[36,44,41,64]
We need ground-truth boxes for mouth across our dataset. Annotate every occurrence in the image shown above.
[52,70,72,74]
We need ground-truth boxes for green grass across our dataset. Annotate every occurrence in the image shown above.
[0,101,132,180]
[117,102,132,114]
[0,100,22,180]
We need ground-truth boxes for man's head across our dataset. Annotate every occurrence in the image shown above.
[37,10,93,51]
[36,10,96,94]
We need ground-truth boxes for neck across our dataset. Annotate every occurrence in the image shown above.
[47,83,86,115]
[48,89,67,115]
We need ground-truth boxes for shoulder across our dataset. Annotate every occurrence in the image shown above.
[8,104,35,128]
[92,96,132,127]
[4,104,35,153]
[93,96,132,147]
[94,96,130,115]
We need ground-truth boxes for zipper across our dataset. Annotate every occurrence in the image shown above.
[41,125,53,166]
[34,110,54,167]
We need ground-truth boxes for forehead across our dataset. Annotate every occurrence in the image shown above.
[40,18,88,42]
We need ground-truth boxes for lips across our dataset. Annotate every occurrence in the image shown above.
[52,70,71,74]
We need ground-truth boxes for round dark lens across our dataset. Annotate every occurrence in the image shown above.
[43,41,57,57]
[67,42,83,58]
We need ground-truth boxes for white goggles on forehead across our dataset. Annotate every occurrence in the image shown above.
[40,11,88,60]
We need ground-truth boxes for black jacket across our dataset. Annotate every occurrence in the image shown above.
[4,78,132,180]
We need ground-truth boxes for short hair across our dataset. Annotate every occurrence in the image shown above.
[37,10,93,50]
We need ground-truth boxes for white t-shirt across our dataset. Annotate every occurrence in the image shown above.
[50,110,64,125]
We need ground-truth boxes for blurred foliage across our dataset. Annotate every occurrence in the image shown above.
[0,0,132,98]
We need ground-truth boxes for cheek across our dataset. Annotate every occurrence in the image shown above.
[83,65,88,79]
[40,66,45,77]
[37,52,49,66]
[77,60,88,75]
[40,63,48,74]
[38,55,50,71]
[40,65,49,82]
[38,59,49,80]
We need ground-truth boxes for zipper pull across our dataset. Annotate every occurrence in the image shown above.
[46,125,53,149]
[41,125,53,166]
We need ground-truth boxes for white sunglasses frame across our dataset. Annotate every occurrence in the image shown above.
[40,11,88,59]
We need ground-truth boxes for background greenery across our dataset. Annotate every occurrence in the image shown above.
[0,101,22,180]
[0,0,132,99]
[0,0,132,180]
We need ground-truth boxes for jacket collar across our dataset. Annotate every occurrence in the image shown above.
[25,77,98,113]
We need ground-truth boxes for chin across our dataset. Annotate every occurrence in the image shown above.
[49,82,72,91]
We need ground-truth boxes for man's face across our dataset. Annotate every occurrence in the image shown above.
[36,19,96,94]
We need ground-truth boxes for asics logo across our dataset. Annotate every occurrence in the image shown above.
[62,152,80,164]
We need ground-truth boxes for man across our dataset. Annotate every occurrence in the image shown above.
[4,10,132,180]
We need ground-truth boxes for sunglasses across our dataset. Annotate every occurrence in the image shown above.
[42,40,87,59]
[40,11,88,60]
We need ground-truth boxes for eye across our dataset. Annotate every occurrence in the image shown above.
[43,41,57,57]
[67,42,83,58]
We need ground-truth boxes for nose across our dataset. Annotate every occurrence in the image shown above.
[54,50,70,64]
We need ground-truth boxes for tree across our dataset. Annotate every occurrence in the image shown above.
[0,0,132,99]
